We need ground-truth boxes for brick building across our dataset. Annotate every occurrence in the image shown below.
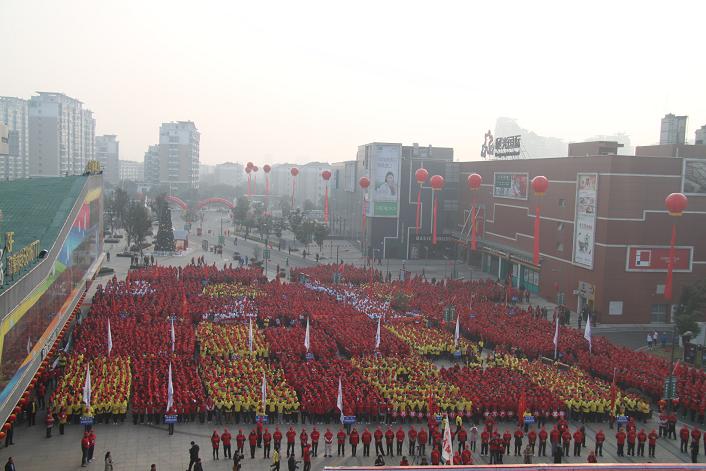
[457,143,706,324]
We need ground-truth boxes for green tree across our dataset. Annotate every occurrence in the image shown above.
[675,280,706,337]
[124,201,152,254]
[111,187,130,231]
[313,221,329,251]
[295,219,315,248]
[303,199,315,212]
[273,217,284,238]
[154,195,176,252]
[288,208,303,235]
[234,196,250,228]
[279,196,291,219]
[257,214,272,240]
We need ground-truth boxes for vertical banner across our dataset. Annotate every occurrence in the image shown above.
[573,173,598,268]
[369,143,402,217]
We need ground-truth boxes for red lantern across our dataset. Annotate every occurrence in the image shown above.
[321,170,332,223]
[290,167,299,177]
[8,414,16,423]
[358,176,370,189]
[1,423,9,432]
[246,161,254,169]
[414,168,429,234]
[321,170,331,181]
[245,166,253,196]
[429,175,445,244]
[12,407,20,415]
[531,176,549,265]
[0,432,5,440]
[263,164,271,173]
[467,173,483,250]
[664,193,688,300]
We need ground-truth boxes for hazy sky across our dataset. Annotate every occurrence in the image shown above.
[3,0,705,165]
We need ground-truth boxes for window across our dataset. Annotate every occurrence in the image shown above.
[557,222,564,231]
[556,292,565,305]
[556,242,564,252]
[650,304,668,323]
[559,198,567,207]
[609,301,623,316]
[656,284,665,295]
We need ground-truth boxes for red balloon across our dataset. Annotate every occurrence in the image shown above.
[1,423,9,431]
[430,175,445,190]
[252,166,258,172]
[321,170,332,181]
[246,161,254,169]
[12,407,20,415]
[0,432,5,440]
[263,164,271,173]
[467,173,482,190]
[531,175,549,195]
[359,176,370,189]
[7,415,16,423]
[415,168,429,184]
[245,166,252,174]
[290,167,299,177]
[665,192,688,216]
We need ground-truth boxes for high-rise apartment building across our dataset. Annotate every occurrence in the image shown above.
[119,160,144,182]
[143,145,160,187]
[28,92,95,177]
[214,162,245,186]
[0,97,29,180]
[660,113,688,145]
[696,125,706,145]
[157,121,200,190]
[95,135,119,184]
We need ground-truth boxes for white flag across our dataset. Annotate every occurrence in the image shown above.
[170,318,176,352]
[584,314,592,353]
[107,319,113,356]
[26,336,31,355]
[337,377,344,424]
[261,373,267,414]
[166,362,174,412]
[374,317,381,350]
[248,318,254,352]
[454,314,460,348]
[553,315,560,360]
[441,417,453,463]
[82,364,92,408]
[304,317,310,352]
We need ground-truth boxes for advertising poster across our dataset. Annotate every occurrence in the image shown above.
[573,173,597,268]
[493,173,528,199]
[626,246,692,272]
[369,143,401,217]
[683,159,706,194]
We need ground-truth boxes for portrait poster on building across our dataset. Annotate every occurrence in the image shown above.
[573,173,598,268]
[369,143,401,217]
[492,172,528,199]
[683,159,706,194]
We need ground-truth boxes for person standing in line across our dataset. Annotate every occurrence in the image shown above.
[222,428,232,459]
[45,410,54,438]
[270,448,280,471]
[302,445,311,471]
[523,444,533,464]
[188,441,200,471]
[4,457,15,471]
[104,451,113,471]
[324,428,333,458]
[81,432,90,467]
[648,429,658,458]
[211,430,221,460]
[88,429,96,462]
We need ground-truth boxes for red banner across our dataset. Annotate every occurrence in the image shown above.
[626,246,691,272]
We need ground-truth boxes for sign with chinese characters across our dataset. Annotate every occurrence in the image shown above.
[572,173,598,269]
[481,131,522,159]
[493,173,528,199]
[6,240,40,277]
[626,246,692,272]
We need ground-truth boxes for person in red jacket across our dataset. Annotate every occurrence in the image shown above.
[349,427,359,456]
[45,411,54,438]
[263,428,272,459]
[408,425,417,456]
[417,427,428,456]
[385,426,394,456]
[480,428,490,456]
[616,428,626,457]
[337,428,346,456]
[257,419,264,448]
[691,428,702,455]
[248,429,258,459]
[452,450,461,464]
[300,428,309,457]
[361,428,372,457]
[211,430,221,460]
[88,430,96,462]
[527,428,537,454]
[236,429,246,456]
[513,427,524,456]
[549,426,560,448]
[561,429,571,457]
[324,428,333,458]
[286,427,296,457]
[538,426,548,457]
[273,427,282,454]
[302,444,311,471]
[680,425,690,453]
[595,429,605,457]
[461,447,473,464]
[637,429,647,457]
[430,446,441,465]
[457,426,467,452]
[221,428,232,459]
[587,450,598,463]
[627,428,637,456]
[502,430,512,455]
[373,427,384,456]
[395,427,405,456]
[310,427,320,457]
[648,429,658,458]
[81,432,90,467]
[573,429,583,457]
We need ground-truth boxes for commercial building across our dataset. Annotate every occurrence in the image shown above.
[330,142,456,260]
[457,142,706,324]
[143,145,160,187]
[0,174,104,426]
[157,121,200,190]
[0,97,29,180]
[660,113,688,145]
[95,135,119,184]
[119,159,144,182]
[695,125,706,145]
[28,92,95,177]
[214,162,245,187]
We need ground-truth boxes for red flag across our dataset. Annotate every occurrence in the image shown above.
[471,205,477,250]
[533,206,540,265]
[416,188,422,234]
[665,223,676,300]
[432,191,439,245]
[517,389,526,426]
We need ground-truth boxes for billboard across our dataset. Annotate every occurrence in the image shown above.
[573,173,598,269]
[493,172,528,199]
[0,123,9,156]
[626,246,692,272]
[683,158,706,195]
[369,143,401,217]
